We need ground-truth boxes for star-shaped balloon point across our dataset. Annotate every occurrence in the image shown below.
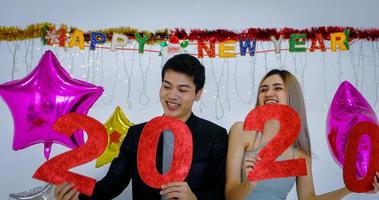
[0,50,104,159]
[96,106,134,167]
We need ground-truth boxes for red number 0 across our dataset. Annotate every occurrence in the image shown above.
[343,122,379,192]
[243,104,307,181]
[33,113,107,196]
[137,116,193,188]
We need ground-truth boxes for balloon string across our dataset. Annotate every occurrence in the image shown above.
[86,49,91,82]
[138,52,151,106]
[101,51,120,105]
[292,53,298,79]
[349,44,358,89]
[7,41,21,80]
[24,40,35,73]
[259,41,269,72]
[373,42,379,109]
[209,58,226,120]
[337,51,342,84]
[233,56,255,105]
[359,41,366,93]
[225,59,231,111]
[248,56,256,105]
[122,49,135,110]
[299,52,308,91]
[322,52,328,108]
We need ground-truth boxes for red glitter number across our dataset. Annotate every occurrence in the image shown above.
[137,116,193,188]
[33,113,107,196]
[243,104,307,181]
[343,122,379,193]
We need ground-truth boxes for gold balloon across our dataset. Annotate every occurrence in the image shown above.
[96,106,134,168]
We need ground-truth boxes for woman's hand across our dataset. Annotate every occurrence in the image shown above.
[242,154,261,187]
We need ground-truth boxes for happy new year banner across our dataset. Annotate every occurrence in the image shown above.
[1,23,379,57]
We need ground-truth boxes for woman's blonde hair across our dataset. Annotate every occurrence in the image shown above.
[255,69,312,156]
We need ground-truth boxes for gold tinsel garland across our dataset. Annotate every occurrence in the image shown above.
[0,23,46,41]
[0,22,169,44]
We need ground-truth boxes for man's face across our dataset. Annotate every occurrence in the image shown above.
[159,69,202,122]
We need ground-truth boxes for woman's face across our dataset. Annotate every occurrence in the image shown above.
[258,74,288,106]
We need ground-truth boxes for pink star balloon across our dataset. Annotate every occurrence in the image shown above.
[0,50,103,159]
[326,81,377,178]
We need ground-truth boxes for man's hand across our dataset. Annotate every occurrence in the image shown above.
[366,172,379,194]
[160,182,197,200]
[55,182,79,200]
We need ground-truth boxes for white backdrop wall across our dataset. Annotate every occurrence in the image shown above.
[1,0,379,199]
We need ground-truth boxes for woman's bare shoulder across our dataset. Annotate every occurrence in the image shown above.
[230,121,243,131]
[229,121,258,146]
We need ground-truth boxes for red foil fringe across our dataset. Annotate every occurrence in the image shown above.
[171,27,379,42]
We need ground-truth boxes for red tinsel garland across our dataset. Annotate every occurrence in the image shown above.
[1,23,379,42]
[172,27,379,42]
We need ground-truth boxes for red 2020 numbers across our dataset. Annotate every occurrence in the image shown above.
[33,113,107,196]
[243,104,307,181]
[343,121,379,193]
[137,116,193,189]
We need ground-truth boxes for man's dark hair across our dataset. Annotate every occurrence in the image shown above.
[161,54,205,92]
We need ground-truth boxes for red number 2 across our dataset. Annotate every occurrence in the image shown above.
[33,113,107,196]
[243,104,307,181]
[343,122,379,192]
[137,116,193,188]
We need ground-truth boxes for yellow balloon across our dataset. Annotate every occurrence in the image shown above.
[96,106,134,168]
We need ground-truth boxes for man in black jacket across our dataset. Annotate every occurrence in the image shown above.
[55,54,228,200]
